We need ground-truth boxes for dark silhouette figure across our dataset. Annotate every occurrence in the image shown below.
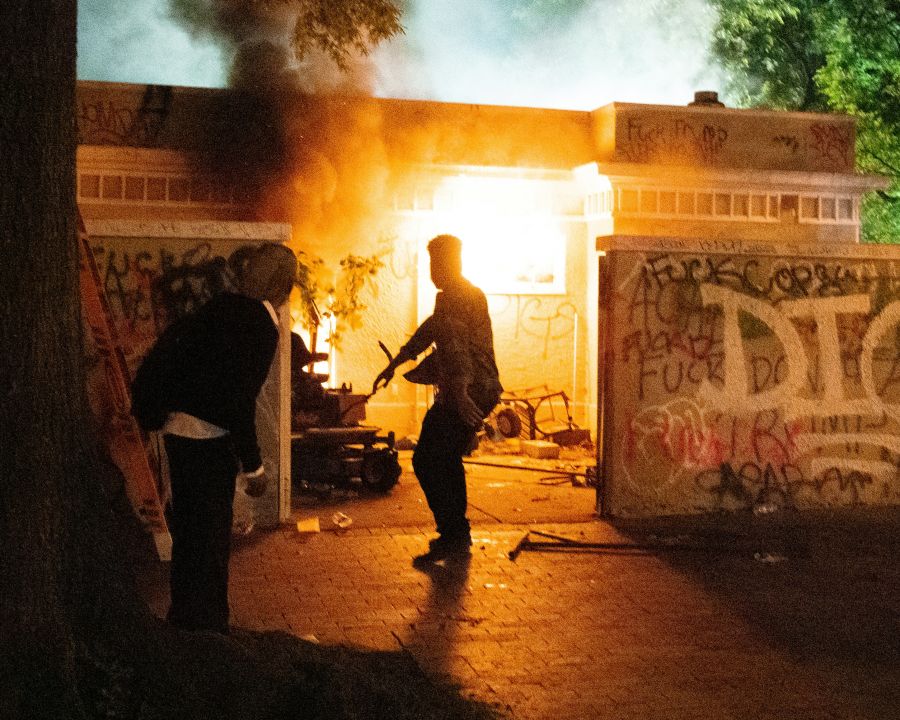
[132,242,297,633]
[374,235,502,561]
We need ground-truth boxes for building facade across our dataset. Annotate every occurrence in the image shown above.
[78,81,896,516]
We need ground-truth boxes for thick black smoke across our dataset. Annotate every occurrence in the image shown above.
[167,0,379,93]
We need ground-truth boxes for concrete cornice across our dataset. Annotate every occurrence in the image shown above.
[83,218,291,241]
[597,234,900,258]
[594,162,890,193]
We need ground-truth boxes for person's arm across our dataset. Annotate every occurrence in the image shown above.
[446,376,483,427]
[230,321,278,475]
[373,314,436,392]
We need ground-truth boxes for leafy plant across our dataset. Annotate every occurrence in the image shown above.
[294,244,388,350]
[709,0,900,242]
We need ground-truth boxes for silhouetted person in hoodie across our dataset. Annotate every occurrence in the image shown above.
[374,234,502,562]
[132,242,296,633]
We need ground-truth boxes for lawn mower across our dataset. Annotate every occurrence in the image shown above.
[289,341,401,496]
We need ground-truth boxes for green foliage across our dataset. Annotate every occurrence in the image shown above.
[169,0,403,72]
[295,250,326,332]
[288,0,404,70]
[328,252,386,337]
[711,0,827,110]
[709,0,900,242]
[295,244,388,349]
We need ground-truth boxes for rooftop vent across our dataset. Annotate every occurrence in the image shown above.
[688,91,725,107]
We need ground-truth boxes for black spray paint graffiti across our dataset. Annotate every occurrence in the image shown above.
[78,85,172,147]
[809,122,853,168]
[696,461,806,509]
[620,254,900,400]
[100,242,251,347]
[773,135,800,153]
[513,297,578,358]
[695,456,887,511]
[620,117,729,164]
[482,295,579,360]
[635,253,895,305]
[619,252,900,508]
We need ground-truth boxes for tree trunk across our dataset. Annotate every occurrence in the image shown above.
[0,5,502,719]
[1,2,146,717]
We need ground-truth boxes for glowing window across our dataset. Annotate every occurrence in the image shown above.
[750,195,767,217]
[714,193,731,215]
[838,198,853,220]
[620,189,639,213]
[434,175,567,295]
[678,192,695,214]
[640,190,658,213]
[697,193,713,215]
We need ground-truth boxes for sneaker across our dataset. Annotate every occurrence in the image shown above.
[418,534,472,562]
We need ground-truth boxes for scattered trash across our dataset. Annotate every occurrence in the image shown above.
[395,435,418,451]
[753,502,779,515]
[331,511,353,530]
[483,583,508,590]
[299,634,319,644]
[548,427,591,447]
[296,517,321,534]
[754,552,787,564]
[232,520,254,537]
[530,496,550,502]
[520,439,561,459]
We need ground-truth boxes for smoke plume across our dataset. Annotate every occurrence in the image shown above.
[372,0,723,109]
[77,0,725,260]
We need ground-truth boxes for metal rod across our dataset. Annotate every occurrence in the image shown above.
[462,459,595,478]
[508,529,716,561]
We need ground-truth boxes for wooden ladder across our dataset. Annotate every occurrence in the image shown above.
[78,214,171,561]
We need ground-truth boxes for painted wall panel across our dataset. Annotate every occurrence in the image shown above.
[82,219,292,527]
[600,237,900,516]
[600,103,856,172]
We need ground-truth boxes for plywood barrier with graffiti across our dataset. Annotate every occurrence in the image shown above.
[82,219,292,528]
[598,236,900,516]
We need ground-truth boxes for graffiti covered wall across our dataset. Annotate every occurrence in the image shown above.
[600,237,900,516]
[593,103,856,173]
[83,219,292,527]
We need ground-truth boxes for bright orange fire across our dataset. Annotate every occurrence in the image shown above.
[434,173,568,295]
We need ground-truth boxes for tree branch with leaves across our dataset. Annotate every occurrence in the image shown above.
[709,0,900,242]
[295,246,387,351]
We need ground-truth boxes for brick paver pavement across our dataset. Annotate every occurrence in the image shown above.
[140,470,900,720]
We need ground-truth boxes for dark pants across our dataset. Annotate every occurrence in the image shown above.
[164,434,238,634]
[413,399,492,541]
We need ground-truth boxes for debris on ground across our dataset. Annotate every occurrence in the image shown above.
[331,511,353,530]
[232,520,254,538]
[296,517,321,534]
